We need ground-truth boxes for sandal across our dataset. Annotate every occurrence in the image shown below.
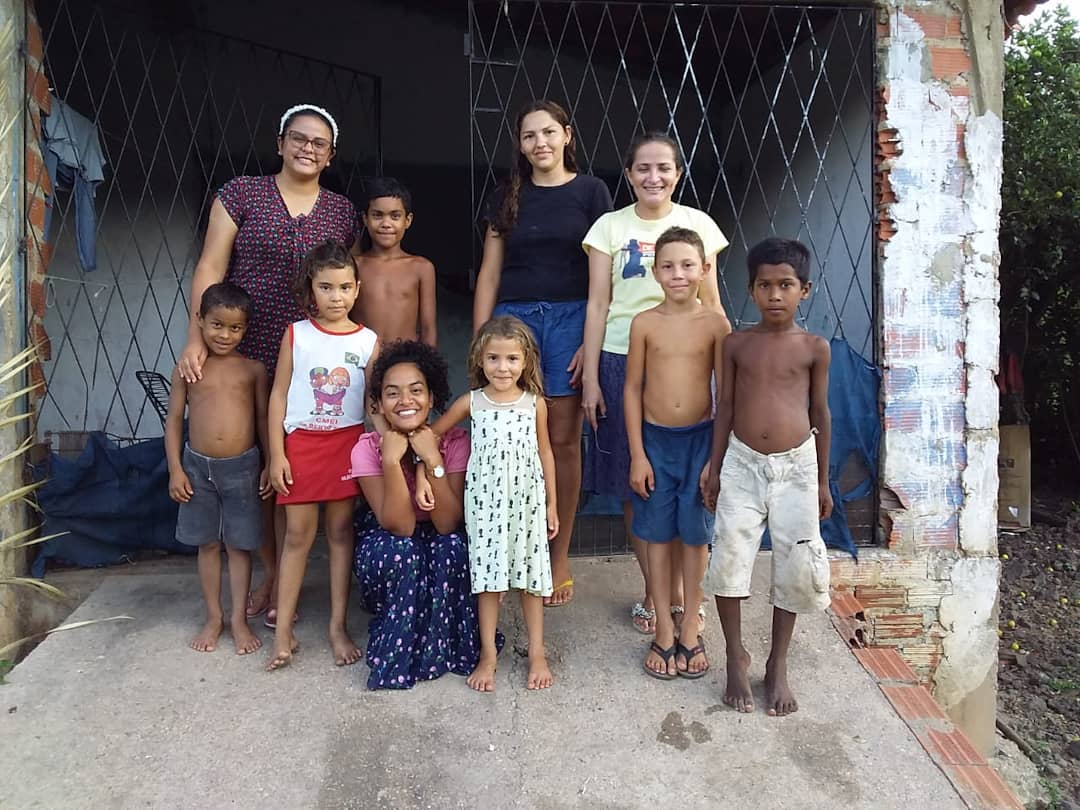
[676,635,710,679]
[643,641,678,680]
[245,591,270,619]
[671,604,707,634]
[544,578,574,607]
[632,602,656,634]
[263,608,298,630]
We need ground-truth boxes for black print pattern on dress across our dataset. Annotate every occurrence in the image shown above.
[464,389,554,597]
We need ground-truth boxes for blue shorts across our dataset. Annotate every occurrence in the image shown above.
[631,420,715,547]
[492,299,585,397]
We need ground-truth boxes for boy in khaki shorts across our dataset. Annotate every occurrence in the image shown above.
[702,237,832,717]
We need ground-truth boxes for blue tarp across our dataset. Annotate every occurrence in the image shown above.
[31,432,190,576]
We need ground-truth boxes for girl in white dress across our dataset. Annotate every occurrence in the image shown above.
[424,316,558,692]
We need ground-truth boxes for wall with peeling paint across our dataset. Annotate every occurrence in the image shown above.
[831,0,1004,754]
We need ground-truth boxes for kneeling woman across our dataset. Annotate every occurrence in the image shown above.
[350,340,482,689]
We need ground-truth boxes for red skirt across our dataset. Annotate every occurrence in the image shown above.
[278,425,364,505]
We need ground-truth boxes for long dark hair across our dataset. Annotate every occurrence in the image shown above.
[491,99,578,234]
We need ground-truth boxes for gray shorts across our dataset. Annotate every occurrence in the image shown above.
[176,444,263,551]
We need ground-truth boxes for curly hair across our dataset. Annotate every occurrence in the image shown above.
[468,316,544,396]
[490,99,577,235]
[367,339,452,413]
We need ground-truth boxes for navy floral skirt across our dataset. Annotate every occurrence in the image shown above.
[353,509,484,690]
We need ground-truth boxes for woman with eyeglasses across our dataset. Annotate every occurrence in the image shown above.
[178,103,358,628]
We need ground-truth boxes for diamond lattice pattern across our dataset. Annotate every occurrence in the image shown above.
[30,1,380,438]
[469,1,875,355]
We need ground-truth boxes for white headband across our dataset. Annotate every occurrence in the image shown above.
[279,104,339,146]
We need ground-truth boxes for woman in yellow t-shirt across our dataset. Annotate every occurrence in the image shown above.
[581,132,730,636]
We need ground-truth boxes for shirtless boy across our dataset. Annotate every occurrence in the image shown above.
[703,237,832,716]
[625,226,730,681]
[352,177,437,346]
[165,282,270,655]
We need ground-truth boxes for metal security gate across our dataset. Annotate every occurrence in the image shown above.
[27,0,381,440]
[468,0,877,547]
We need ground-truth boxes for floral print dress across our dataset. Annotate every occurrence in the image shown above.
[217,175,357,377]
[350,428,488,690]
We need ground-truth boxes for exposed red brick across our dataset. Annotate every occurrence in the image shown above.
[856,586,907,610]
[854,648,920,684]
[949,84,971,98]
[29,361,47,400]
[26,194,47,231]
[30,320,51,361]
[25,64,51,114]
[24,144,51,197]
[28,279,45,319]
[830,612,868,649]
[930,47,973,79]
[878,217,898,242]
[872,613,925,640]
[27,278,45,317]
[25,15,44,63]
[830,591,865,620]
[880,684,948,722]
[947,764,1025,809]
[919,521,959,549]
[919,727,986,766]
[905,9,964,40]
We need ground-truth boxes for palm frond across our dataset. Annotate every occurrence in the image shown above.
[0,616,134,659]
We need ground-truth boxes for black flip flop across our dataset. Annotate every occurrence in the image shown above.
[676,636,710,679]
[643,641,678,680]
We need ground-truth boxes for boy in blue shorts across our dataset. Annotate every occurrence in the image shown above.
[624,226,730,680]
[165,282,271,655]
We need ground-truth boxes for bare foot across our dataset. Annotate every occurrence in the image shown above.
[246,580,272,617]
[526,654,553,690]
[544,575,574,607]
[329,627,362,666]
[765,658,798,716]
[231,618,262,655]
[467,655,497,692]
[723,647,754,712]
[265,635,298,671]
[190,617,223,653]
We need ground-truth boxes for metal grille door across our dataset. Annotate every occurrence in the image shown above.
[468,1,877,547]
[468,0,875,355]
[28,0,381,439]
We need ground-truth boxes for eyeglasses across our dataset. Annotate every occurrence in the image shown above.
[284,130,333,154]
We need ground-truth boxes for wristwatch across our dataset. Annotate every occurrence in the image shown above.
[415,452,445,479]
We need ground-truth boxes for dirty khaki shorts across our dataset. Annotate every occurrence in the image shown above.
[703,433,831,614]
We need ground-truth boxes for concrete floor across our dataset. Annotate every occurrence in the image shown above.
[0,555,965,809]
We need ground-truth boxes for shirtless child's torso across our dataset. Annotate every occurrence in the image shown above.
[352,253,436,346]
[185,353,267,458]
[726,325,829,454]
[634,306,728,427]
